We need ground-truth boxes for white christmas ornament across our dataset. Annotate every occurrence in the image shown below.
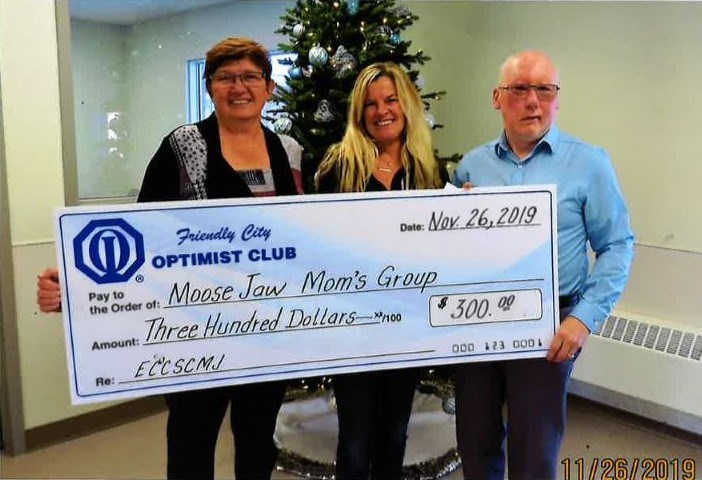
[309,45,329,67]
[292,23,305,39]
[273,117,293,134]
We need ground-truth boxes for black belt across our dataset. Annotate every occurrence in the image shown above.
[559,293,581,308]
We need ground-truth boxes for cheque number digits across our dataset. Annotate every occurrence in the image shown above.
[452,343,475,354]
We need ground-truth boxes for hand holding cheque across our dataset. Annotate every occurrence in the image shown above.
[54,186,558,404]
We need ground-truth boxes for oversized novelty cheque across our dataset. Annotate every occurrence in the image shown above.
[55,185,559,404]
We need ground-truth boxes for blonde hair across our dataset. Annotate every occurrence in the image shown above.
[316,62,442,192]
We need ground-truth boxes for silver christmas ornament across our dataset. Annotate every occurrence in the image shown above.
[414,74,425,90]
[338,62,355,78]
[376,25,392,40]
[424,111,436,128]
[308,45,329,67]
[313,100,335,123]
[292,23,305,39]
[393,4,412,17]
[330,45,357,78]
[273,117,292,134]
[441,396,456,415]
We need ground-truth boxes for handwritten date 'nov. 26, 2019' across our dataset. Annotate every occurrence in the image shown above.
[399,204,540,233]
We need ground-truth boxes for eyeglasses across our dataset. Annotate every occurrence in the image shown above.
[210,71,266,86]
[498,84,560,101]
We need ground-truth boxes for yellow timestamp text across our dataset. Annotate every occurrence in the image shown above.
[561,457,696,480]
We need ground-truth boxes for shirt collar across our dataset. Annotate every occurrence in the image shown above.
[493,125,560,158]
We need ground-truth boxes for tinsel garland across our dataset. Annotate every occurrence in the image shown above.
[276,447,461,480]
[277,370,460,479]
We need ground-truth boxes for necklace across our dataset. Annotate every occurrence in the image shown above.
[377,159,398,173]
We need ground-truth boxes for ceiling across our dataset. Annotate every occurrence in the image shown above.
[69,0,234,25]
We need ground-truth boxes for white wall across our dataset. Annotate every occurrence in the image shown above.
[1,0,129,431]
[0,0,65,243]
[406,1,702,255]
[71,20,130,198]
[1,0,84,430]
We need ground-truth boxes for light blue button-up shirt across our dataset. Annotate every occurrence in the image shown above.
[453,126,634,332]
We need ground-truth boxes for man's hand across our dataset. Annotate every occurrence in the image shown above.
[546,316,590,363]
[462,181,474,190]
[37,268,62,313]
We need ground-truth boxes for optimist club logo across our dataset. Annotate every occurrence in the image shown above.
[73,219,145,284]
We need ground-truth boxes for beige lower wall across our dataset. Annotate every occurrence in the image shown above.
[618,245,702,327]
[13,241,123,429]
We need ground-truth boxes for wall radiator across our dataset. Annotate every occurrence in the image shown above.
[571,310,702,435]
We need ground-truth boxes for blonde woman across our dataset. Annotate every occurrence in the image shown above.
[316,62,447,479]
[316,62,444,193]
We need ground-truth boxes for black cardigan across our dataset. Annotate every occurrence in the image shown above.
[316,160,448,193]
[138,114,299,202]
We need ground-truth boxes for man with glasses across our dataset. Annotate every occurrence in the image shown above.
[452,51,634,479]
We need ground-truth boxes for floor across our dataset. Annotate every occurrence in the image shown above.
[2,393,701,480]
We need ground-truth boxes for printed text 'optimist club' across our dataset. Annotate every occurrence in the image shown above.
[152,223,294,268]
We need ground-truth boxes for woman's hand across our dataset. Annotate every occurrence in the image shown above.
[37,268,62,313]
[462,181,474,190]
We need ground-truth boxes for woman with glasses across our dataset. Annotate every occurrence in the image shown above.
[37,37,302,480]
[315,62,447,479]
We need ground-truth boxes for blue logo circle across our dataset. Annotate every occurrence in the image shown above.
[73,219,145,284]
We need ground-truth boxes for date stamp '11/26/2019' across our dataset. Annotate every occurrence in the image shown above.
[561,457,696,480]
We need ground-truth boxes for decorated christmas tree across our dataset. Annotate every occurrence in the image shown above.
[269,0,451,192]
[270,4,461,475]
